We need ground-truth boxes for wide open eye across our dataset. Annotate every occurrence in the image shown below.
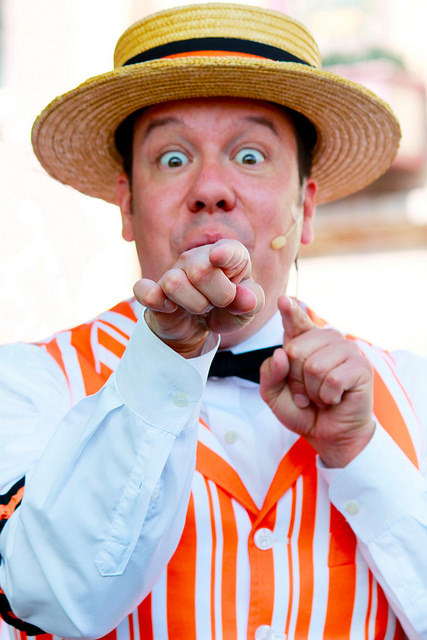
[234,148,265,166]
[159,151,189,168]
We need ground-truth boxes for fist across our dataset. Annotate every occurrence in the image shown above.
[134,239,265,357]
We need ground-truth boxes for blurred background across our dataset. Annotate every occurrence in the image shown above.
[0,0,426,353]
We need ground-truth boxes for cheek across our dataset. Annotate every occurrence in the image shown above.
[250,192,293,249]
[249,194,301,285]
[130,195,176,280]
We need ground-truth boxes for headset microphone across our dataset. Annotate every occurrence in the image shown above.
[270,182,306,251]
[270,203,302,251]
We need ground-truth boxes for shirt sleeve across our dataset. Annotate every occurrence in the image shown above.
[318,350,427,640]
[0,316,213,639]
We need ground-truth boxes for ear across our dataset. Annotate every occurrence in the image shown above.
[117,173,134,242]
[300,178,317,246]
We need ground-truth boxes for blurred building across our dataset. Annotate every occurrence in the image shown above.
[282,0,427,257]
[0,0,427,353]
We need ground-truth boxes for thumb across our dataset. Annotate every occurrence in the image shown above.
[259,347,289,403]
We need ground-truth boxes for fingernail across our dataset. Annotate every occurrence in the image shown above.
[164,299,177,311]
[294,393,310,408]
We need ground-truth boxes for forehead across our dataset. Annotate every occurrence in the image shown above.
[133,97,297,141]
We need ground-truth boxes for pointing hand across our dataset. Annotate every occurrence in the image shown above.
[134,239,265,358]
[260,296,375,467]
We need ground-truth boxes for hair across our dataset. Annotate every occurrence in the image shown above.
[115,103,317,187]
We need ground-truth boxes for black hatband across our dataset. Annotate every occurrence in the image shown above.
[124,37,312,66]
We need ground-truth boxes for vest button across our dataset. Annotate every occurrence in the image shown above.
[254,527,274,550]
[255,625,272,640]
[255,625,286,640]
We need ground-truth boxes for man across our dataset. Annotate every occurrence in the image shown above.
[0,4,426,640]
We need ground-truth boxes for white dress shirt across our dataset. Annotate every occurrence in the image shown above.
[0,308,426,639]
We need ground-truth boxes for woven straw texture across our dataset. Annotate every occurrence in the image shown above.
[31,3,401,205]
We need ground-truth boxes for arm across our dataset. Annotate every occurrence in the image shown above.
[322,425,427,640]
[260,297,427,639]
[0,239,264,639]
[0,318,206,639]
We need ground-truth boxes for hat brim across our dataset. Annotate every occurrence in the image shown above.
[31,56,401,205]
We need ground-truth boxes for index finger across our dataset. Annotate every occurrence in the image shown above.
[208,239,251,282]
[278,295,315,343]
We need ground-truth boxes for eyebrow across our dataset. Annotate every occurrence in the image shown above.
[141,113,280,140]
[243,116,279,136]
[142,116,182,139]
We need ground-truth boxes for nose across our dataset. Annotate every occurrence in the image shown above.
[186,159,236,213]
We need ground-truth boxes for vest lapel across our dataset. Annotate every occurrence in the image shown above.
[196,418,317,519]
[196,420,258,515]
[256,437,316,524]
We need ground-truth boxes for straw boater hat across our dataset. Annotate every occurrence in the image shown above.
[31,3,401,205]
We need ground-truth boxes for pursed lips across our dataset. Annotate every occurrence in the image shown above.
[181,230,240,253]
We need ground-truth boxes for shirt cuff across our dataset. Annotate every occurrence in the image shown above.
[321,423,424,543]
[114,314,208,434]
[186,334,219,382]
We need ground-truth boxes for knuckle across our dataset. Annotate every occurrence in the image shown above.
[305,364,320,383]
[160,269,184,296]
[144,288,161,307]
[304,355,322,377]
[365,359,374,378]
[286,343,300,360]
[324,328,341,339]
[239,243,250,262]
[187,262,211,285]
[324,370,343,392]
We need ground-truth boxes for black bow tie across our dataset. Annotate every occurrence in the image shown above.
[208,345,281,383]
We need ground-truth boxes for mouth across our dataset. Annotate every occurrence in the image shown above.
[182,229,238,252]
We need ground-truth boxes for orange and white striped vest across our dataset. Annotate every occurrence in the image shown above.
[3,299,422,640]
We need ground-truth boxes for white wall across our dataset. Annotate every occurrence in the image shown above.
[0,0,139,342]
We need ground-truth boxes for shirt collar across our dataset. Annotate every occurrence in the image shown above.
[229,311,284,354]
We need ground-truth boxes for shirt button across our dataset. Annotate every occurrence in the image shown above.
[255,625,272,640]
[172,391,188,407]
[345,500,360,515]
[254,528,274,550]
[224,430,238,444]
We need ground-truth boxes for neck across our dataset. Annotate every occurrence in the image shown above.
[218,303,278,350]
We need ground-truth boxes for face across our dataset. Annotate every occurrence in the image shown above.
[118,97,317,337]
